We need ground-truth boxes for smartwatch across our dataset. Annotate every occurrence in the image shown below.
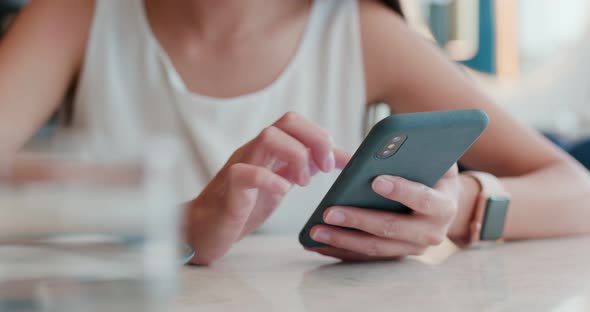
[463,171,511,245]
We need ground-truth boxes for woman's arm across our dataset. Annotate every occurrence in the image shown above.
[360,0,590,241]
[0,0,93,153]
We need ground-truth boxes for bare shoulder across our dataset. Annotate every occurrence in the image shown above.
[19,0,96,30]
[357,0,413,104]
[7,0,96,65]
[0,0,96,152]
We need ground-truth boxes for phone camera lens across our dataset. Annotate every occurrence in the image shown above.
[378,134,405,159]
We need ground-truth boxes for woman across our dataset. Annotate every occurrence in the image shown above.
[0,0,588,265]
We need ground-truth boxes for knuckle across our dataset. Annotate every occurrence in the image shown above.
[250,169,266,187]
[227,163,248,180]
[380,217,402,238]
[419,186,435,214]
[327,233,342,247]
[228,163,266,187]
[342,212,359,228]
[230,145,246,160]
[314,126,331,140]
[225,204,250,224]
[281,111,300,125]
[294,147,310,162]
[395,178,413,198]
[387,178,403,197]
[257,126,278,145]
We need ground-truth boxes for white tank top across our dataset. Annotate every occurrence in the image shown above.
[71,0,367,233]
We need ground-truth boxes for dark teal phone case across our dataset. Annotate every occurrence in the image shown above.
[299,109,489,248]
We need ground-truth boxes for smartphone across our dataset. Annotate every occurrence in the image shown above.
[299,109,489,248]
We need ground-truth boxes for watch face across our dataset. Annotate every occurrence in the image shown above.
[480,196,510,241]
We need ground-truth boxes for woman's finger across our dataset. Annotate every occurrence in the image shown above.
[323,206,444,246]
[371,176,455,220]
[188,163,290,264]
[243,126,312,186]
[228,164,294,239]
[272,112,335,173]
[309,224,426,257]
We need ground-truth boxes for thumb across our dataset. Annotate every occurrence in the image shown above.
[334,148,352,170]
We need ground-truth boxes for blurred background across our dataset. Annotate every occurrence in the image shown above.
[0,2,587,310]
[399,0,590,141]
[1,0,590,155]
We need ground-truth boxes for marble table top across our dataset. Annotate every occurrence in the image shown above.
[174,235,590,312]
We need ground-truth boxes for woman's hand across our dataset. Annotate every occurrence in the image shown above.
[307,164,463,262]
[185,112,349,265]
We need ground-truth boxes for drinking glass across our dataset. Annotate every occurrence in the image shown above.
[0,135,182,312]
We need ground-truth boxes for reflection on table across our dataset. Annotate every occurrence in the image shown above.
[175,235,590,312]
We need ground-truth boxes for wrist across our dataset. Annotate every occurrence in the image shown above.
[448,174,481,241]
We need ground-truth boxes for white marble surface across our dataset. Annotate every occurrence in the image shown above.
[174,235,590,312]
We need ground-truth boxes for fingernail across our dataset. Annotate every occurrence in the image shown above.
[323,151,335,172]
[373,176,394,195]
[325,210,346,225]
[312,228,331,243]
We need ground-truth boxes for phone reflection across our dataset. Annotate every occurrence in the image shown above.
[175,269,273,311]
[298,258,448,311]
[298,238,590,311]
